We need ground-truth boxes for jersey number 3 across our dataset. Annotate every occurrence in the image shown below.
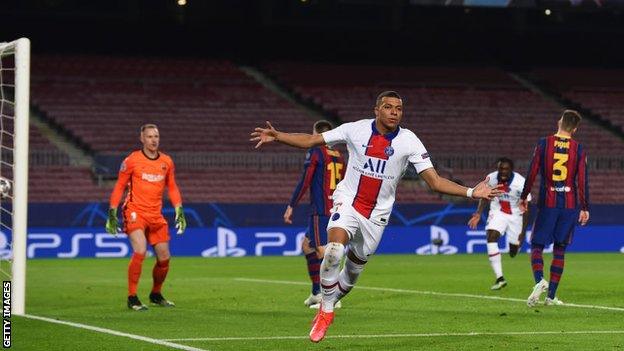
[327,162,344,190]
[552,152,568,181]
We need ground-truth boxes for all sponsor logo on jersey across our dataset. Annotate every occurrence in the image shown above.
[363,158,387,174]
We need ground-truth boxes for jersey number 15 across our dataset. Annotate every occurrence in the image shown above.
[327,162,344,190]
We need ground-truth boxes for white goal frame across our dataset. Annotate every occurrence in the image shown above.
[0,38,30,316]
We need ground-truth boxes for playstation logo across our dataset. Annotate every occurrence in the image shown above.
[415,225,458,255]
[202,227,246,257]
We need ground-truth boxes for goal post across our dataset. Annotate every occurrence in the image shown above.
[0,38,30,316]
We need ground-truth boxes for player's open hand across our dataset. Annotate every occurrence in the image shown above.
[471,176,503,200]
[467,213,480,229]
[250,121,278,149]
[283,205,293,224]
[578,210,589,226]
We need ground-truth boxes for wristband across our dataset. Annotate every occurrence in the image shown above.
[466,187,474,199]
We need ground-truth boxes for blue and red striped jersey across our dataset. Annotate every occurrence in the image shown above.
[289,146,346,216]
[521,134,589,211]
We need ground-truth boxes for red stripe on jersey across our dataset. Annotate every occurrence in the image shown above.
[565,140,578,209]
[545,136,556,208]
[365,134,391,160]
[352,134,390,219]
[353,175,383,218]
[499,182,512,214]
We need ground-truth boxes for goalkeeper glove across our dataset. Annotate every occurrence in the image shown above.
[105,208,119,236]
[175,206,186,235]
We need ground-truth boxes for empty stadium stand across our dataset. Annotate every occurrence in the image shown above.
[264,63,624,159]
[533,68,624,130]
[24,58,624,203]
[30,56,317,154]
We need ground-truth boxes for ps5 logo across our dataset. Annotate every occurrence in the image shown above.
[24,232,129,258]
[202,227,306,257]
[363,158,387,174]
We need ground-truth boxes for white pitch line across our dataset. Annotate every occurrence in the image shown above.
[22,314,208,351]
[163,330,624,342]
[235,277,624,312]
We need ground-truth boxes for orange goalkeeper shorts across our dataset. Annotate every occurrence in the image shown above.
[122,209,170,246]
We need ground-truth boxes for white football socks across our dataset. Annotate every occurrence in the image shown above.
[320,242,345,312]
[487,242,503,279]
[336,256,365,302]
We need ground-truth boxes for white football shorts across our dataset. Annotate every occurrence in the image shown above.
[485,211,523,245]
[326,200,386,262]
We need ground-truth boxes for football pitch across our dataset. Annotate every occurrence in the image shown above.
[15,253,624,350]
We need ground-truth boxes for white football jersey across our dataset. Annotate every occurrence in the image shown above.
[486,170,531,216]
[322,119,433,225]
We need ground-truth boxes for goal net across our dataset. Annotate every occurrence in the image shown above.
[0,38,30,316]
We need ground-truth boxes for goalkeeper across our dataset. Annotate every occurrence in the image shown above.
[106,124,187,311]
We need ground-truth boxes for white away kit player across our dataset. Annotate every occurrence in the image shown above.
[251,91,503,343]
[468,157,530,290]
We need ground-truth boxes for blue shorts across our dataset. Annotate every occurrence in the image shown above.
[531,207,579,246]
[306,215,330,249]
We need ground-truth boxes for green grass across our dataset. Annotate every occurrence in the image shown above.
[14,253,624,350]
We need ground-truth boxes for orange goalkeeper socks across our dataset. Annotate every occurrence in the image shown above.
[151,258,170,294]
[128,252,146,296]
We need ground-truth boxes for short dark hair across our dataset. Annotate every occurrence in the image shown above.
[560,110,582,132]
[314,120,333,134]
[376,91,402,106]
[497,157,514,170]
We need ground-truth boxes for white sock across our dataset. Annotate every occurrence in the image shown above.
[320,242,345,312]
[487,242,503,279]
[336,257,365,302]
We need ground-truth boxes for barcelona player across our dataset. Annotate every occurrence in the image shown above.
[106,124,187,311]
[283,120,346,308]
[520,110,590,307]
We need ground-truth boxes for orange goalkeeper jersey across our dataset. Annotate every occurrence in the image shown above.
[109,150,182,215]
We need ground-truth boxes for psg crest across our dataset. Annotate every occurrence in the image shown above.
[384,146,394,157]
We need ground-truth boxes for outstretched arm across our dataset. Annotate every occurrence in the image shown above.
[250,121,325,149]
[419,168,502,200]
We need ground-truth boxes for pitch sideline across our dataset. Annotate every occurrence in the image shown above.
[21,314,208,351]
